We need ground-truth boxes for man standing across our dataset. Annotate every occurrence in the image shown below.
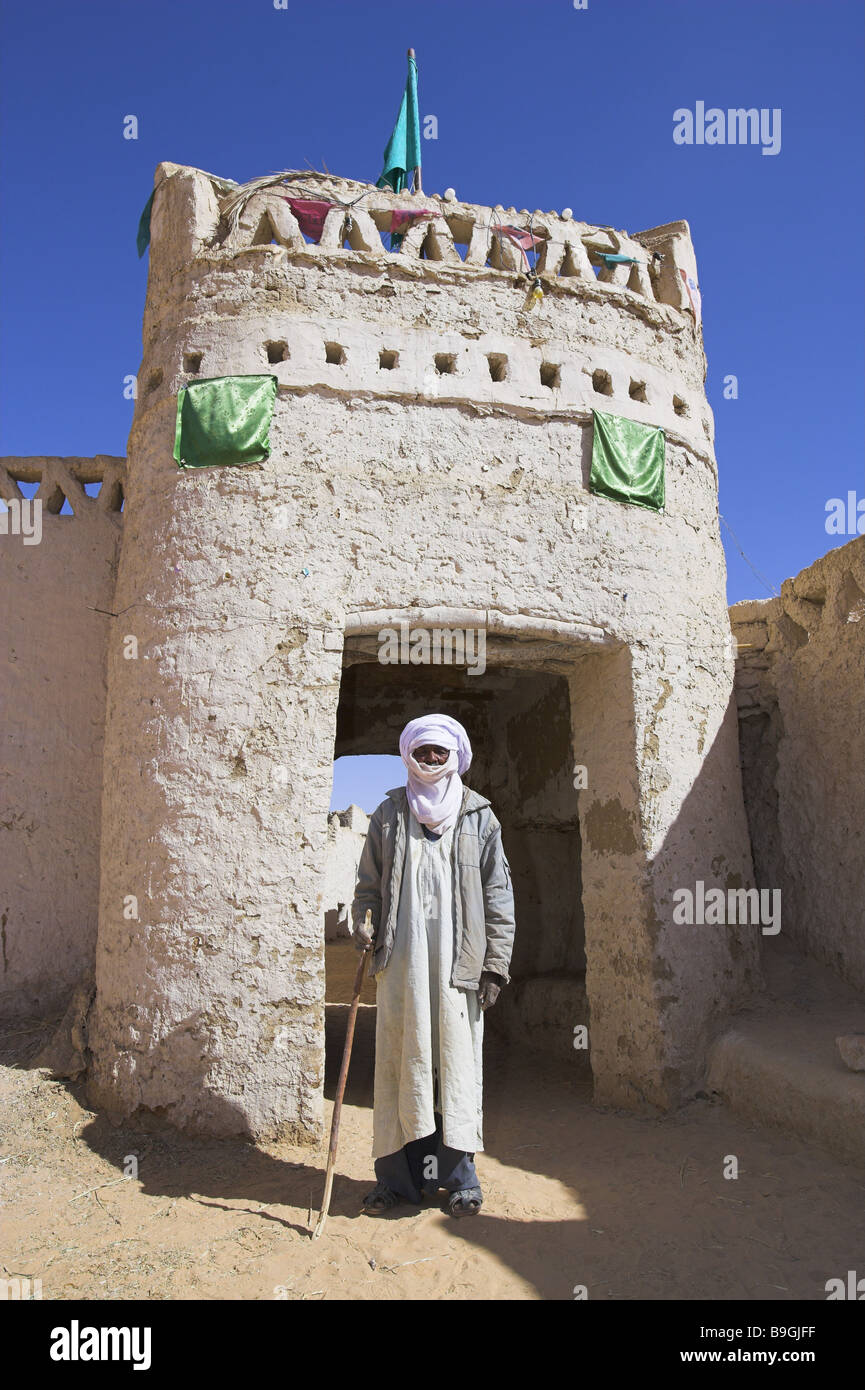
[351,713,516,1217]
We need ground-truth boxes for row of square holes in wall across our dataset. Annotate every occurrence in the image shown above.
[177,344,690,417]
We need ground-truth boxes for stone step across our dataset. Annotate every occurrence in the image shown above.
[707,1016,865,1168]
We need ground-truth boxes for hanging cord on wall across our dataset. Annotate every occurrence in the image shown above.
[523,211,544,306]
[719,514,780,597]
[487,208,546,307]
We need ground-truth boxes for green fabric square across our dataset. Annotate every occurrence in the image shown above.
[173,374,278,470]
[590,409,665,512]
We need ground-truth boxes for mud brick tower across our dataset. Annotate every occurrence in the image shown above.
[86,162,757,1139]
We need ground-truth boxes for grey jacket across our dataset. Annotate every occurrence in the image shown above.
[351,785,516,990]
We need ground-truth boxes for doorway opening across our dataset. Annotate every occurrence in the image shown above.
[324,641,590,1092]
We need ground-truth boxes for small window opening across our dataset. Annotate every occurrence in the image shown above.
[629,380,647,402]
[265,341,288,365]
[592,369,613,396]
[487,353,508,382]
[540,362,561,389]
[673,394,688,416]
[435,353,456,375]
[184,351,203,374]
[379,349,399,370]
[325,342,346,366]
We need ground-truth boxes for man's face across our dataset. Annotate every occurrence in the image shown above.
[413,743,450,767]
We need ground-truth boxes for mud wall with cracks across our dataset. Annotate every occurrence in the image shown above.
[730,536,865,991]
[0,456,125,1019]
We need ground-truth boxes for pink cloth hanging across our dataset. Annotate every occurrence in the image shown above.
[679,267,702,324]
[390,208,440,234]
[493,224,543,270]
[282,198,336,243]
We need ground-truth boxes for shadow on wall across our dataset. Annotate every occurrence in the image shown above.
[641,683,764,1085]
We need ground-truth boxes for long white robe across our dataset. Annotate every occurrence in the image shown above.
[372,812,484,1159]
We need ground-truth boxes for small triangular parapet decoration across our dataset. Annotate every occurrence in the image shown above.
[0,456,126,518]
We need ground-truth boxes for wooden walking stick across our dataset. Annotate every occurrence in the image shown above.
[311,910,373,1239]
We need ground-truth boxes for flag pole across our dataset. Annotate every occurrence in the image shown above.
[408,48,422,193]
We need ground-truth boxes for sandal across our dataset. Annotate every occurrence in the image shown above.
[362,1181,403,1212]
[447,1186,483,1217]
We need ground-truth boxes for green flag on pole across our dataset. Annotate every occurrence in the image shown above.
[377,51,421,193]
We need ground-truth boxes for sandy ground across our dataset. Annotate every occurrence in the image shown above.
[1,942,862,1302]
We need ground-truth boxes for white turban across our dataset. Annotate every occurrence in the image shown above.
[399,714,472,834]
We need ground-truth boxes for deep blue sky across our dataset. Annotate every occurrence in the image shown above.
[1,0,862,810]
